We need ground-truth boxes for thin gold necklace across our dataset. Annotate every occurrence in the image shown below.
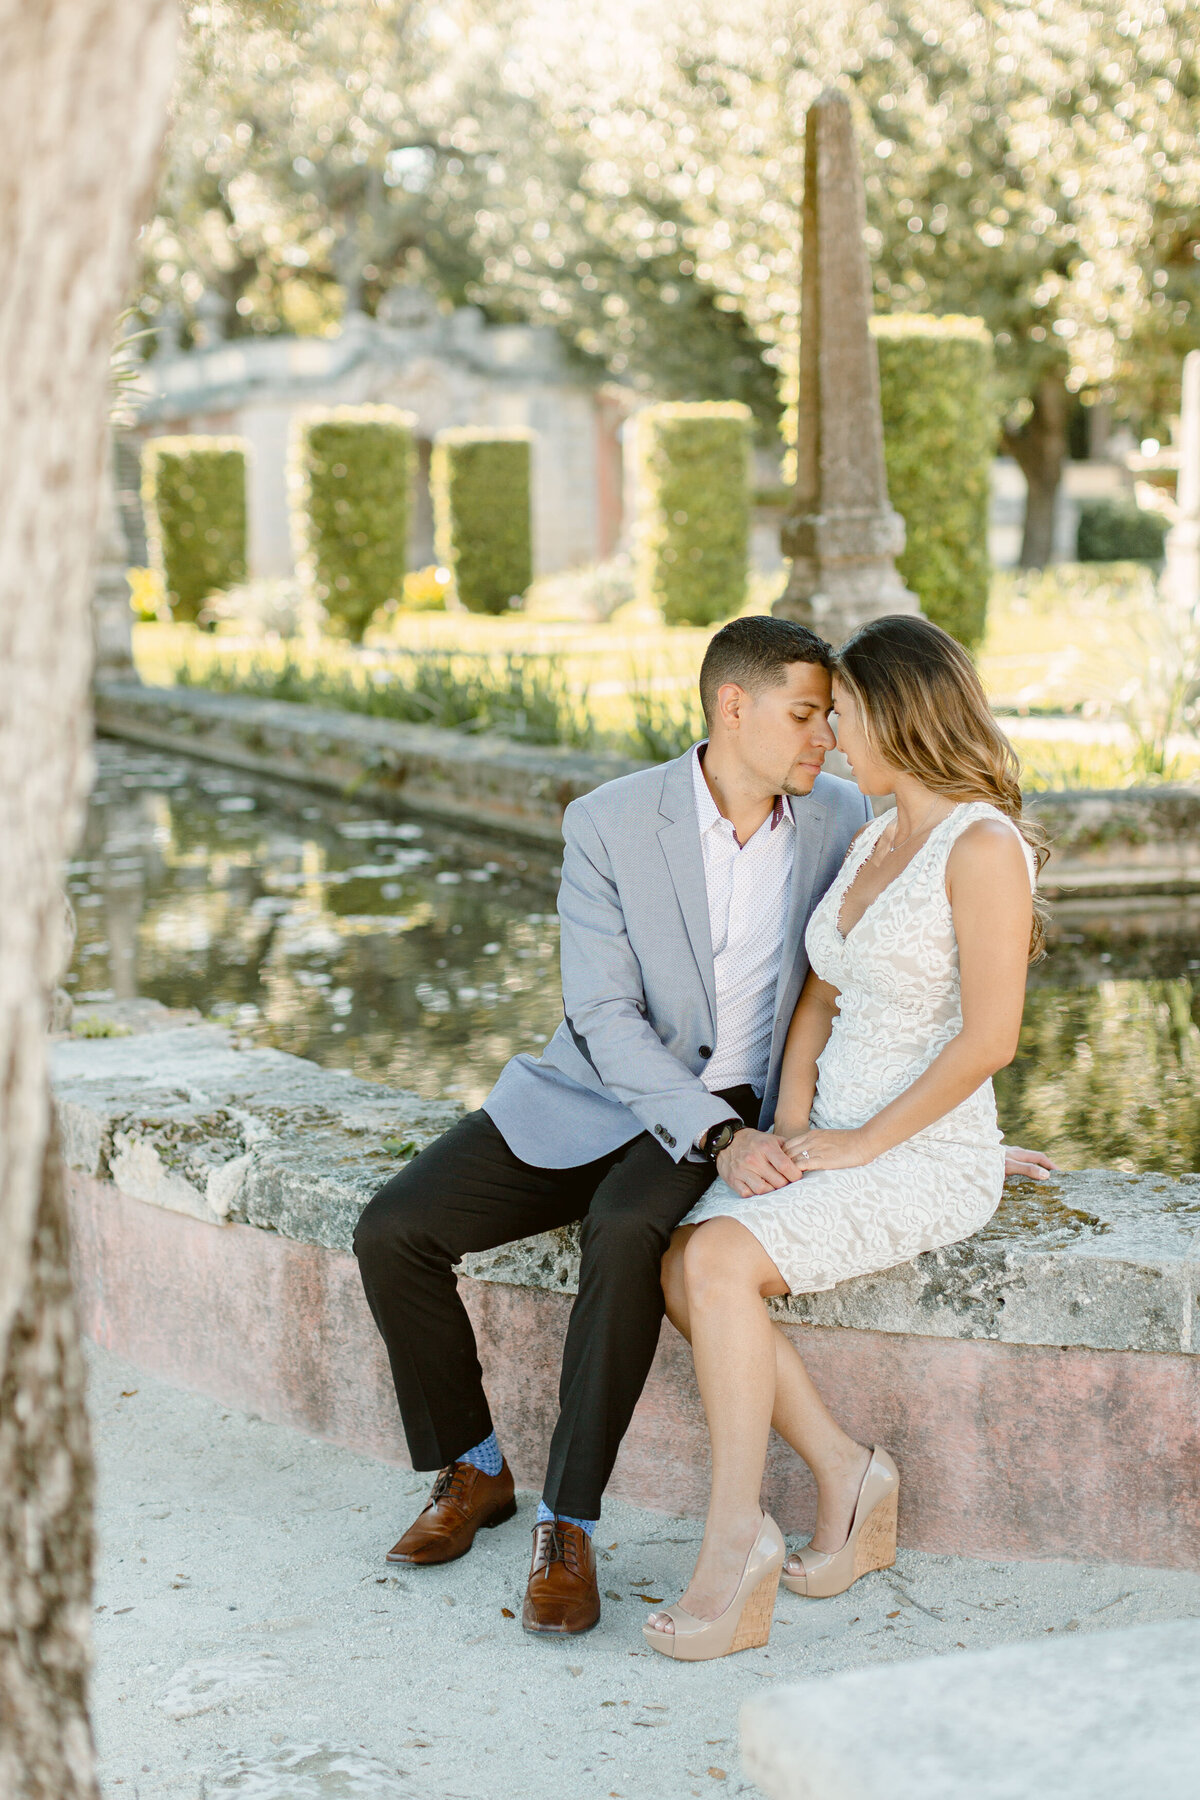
[883,797,943,858]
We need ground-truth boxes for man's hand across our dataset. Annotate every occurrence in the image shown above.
[715,1129,805,1198]
[1004,1145,1058,1182]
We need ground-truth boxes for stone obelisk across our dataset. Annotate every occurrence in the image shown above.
[774,89,918,641]
[1162,350,1200,616]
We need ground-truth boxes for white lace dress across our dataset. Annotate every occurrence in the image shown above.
[680,802,1036,1294]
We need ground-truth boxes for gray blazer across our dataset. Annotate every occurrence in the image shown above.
[483,745,871,1168]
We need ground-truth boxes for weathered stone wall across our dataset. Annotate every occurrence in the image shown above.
[53,1003,1200,1566]
[94,683,1200,893]
[52,1002,1200,1357]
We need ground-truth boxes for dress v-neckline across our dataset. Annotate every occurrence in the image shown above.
[834,805,965,945]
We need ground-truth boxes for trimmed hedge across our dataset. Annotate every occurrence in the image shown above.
[872,315,995,650]
[431,429,533,615]
[289,405,414,642]
[633,401,751,626]
[1077,498,1168,563]
[141,436,247,622]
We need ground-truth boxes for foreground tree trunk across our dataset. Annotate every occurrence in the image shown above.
[1003,368,1071,569]
[0,3,175,1793]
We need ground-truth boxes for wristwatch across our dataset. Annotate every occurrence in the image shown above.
[700,1118,745,1163]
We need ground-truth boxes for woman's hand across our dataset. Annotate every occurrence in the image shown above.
[781,1127,878,1172]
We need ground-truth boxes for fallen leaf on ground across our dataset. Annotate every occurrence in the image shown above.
[501,1606,514,1618]
[886,1610,900,1619]
[637,1595,664,1604]
[708,1770,727,1781]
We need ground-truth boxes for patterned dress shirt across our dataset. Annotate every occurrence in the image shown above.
[691,746,795,1100]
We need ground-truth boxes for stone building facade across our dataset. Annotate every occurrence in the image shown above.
[125,287,629,581]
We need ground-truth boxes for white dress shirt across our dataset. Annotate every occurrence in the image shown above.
[691,746,795,1100]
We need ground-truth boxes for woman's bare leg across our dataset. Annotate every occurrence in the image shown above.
[649,1219,784,1630]
[660,1226,871,1588]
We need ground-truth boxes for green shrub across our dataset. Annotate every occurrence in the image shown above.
[141,436,247,622]
[290,405,414,642]
[633,402,751,626]
[431,429,533,614]
[872,315,995,650]
[1076,499,1168,564]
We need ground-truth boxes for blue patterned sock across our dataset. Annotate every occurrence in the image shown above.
[460,1431,503,1476]
[537,1499,596,1537]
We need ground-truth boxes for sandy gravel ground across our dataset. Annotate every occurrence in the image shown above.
[86,1343,1200,1800]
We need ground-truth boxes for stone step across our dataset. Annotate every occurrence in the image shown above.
[741,1618,1200,1800]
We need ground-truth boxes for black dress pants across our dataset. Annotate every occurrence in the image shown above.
[352,1087,758,1520]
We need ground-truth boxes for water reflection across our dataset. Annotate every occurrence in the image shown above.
[68,742,564,1109]
[68,742,1199,1172]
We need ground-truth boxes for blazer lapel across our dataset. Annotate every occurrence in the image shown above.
[656,749,716,1025]
[766,792,829,1068]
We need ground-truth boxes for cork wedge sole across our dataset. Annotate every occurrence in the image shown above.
[852,1487,898,1579]
[727,1567,783,1654]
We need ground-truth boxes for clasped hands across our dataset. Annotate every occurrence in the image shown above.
[714,1126,1058,1199]
[713,1126,873,1197]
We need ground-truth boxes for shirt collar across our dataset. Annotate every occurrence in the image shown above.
[692,745,793,841]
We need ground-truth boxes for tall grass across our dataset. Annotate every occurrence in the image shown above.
[174,645,594,750]
[626,667,704,761]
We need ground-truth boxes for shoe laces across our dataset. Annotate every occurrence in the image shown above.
[534,1520,580,1574]
[430,1463,471,1508]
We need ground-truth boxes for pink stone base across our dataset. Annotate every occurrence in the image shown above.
[68,1174,1200,1568]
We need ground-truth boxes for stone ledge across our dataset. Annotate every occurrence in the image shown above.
[94,681,637,846]
[51,1002,1200,1358]
[740,1618,1200,1800]
[95,681,1200,894]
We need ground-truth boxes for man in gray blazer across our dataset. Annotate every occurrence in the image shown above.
[354,613,880,1634]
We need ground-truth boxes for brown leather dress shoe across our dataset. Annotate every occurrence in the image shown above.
[522,1520,601,1635]
[386,1459,517,1565]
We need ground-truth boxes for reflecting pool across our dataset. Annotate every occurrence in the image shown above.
[67,741,1200,1174]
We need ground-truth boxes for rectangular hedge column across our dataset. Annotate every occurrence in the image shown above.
[289,405,415,643]
[633,401,752,626]
[872,315,995,650]
[141,436,248,622]
[431,428,533,615]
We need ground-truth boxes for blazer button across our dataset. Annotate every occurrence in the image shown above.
[654,1123,665,1138]
[699,1044,712,1058]
[666,1134,677,1148]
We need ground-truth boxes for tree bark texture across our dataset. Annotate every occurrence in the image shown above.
[0,1136,97,1797]
[1004,369,1070,569]
[0,2,175,1792]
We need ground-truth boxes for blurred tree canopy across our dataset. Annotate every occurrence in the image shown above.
[144,0,1200,564]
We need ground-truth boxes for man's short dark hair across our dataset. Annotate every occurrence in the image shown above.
[699,615,833,726]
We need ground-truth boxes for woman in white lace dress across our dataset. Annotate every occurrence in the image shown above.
[645,615,1046,1660]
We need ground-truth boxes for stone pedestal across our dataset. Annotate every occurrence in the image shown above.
[1162,350,1200,615]
[775,89,918,642]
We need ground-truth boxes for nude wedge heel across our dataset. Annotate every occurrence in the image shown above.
[852,1483,898,1579]
[643,1513,785,1662]
[728,1565,782,1653]
[781,1447,899,1600]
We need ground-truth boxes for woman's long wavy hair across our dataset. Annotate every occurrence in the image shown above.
[834,615,1049,961]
